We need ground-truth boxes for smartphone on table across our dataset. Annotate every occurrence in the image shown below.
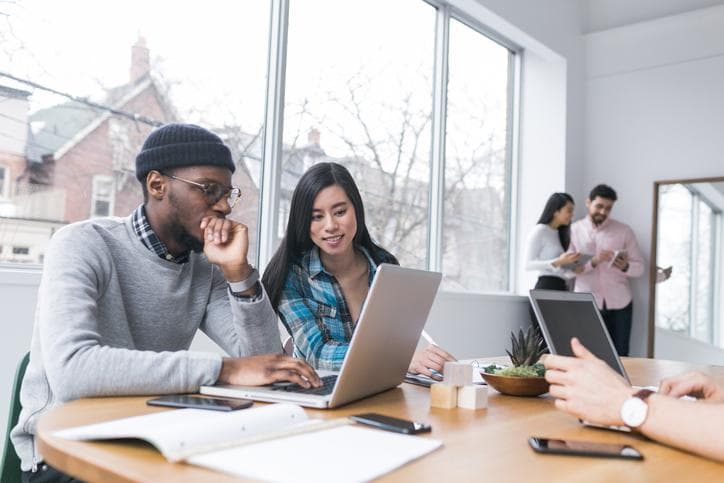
[147,395,253,412]
[528,437,643,460]
[350,413,431,434]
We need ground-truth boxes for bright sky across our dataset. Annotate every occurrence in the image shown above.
[2,0,510,184]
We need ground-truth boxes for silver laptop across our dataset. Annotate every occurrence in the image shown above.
[201,264,442,408]
[529,289,639,431]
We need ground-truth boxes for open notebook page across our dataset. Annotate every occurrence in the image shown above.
[188,424,442,483]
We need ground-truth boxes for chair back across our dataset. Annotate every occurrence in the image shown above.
[1,352,30,483]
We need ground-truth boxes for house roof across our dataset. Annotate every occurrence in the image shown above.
[24,74,165,163]
[25,101,103,162]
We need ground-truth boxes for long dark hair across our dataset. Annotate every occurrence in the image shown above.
[536,192,574,251]
[263,162,397,310]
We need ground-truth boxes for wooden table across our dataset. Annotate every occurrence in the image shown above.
[37,358,724,482]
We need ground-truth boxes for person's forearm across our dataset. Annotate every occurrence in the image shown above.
[44,345,222,401]
[227,288,281,356]
[526,258,560,271]
[624,259,645,277]
[640,395,724,462]
[202,279,281,357]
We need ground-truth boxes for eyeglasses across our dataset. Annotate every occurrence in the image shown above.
[165,174,242,209]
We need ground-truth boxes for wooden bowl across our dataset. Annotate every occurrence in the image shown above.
[480,372,549,397]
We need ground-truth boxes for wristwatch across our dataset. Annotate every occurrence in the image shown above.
[620,389,655,429]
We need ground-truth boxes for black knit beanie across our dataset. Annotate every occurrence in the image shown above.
[135,123,235,181]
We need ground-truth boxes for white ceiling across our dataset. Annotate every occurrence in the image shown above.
[580,0,724,33]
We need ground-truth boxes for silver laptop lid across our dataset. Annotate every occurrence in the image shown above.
[328,264,442,407]
[529,289,629,382]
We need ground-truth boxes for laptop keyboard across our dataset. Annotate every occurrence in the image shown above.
[273,375,338,395]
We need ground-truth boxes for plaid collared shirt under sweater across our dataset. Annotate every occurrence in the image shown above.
[131,204,260,300]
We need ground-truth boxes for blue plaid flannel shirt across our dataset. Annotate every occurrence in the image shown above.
[278,245,397,370]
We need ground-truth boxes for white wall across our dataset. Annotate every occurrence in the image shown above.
[0,266,40,458]
[424,291,530,358]
[584,5,724,359]
[470,0,586,202]
[581,0,724,33]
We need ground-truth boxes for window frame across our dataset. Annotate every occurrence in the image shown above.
[688,191,721,343]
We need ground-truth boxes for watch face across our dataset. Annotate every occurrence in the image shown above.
[621,397,648,428]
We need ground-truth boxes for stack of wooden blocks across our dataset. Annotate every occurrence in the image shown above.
[430,362,488,410]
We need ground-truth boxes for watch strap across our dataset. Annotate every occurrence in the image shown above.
[633,388,655,401]
[228,267,260,293]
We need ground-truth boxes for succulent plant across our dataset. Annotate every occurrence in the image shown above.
[506,326,547,368]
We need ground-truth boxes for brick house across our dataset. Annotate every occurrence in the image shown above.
[1,38,261,263]
[21,37,176,223]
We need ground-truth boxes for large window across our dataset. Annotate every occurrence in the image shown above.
[1,1,518,292]
[443,18,513,292]
[280,0,435,269]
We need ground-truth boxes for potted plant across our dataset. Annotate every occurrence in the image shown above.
[480,326,550,396]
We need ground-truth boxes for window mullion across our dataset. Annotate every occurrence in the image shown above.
[689,193,700,338]
[427,5,450,272]
[257,0,290,270]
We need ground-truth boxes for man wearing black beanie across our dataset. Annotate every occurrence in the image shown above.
[12,123,321,481]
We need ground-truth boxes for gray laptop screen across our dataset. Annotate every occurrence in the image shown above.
[536,299,624,376]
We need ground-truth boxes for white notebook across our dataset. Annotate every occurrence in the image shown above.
[55,403,442,482]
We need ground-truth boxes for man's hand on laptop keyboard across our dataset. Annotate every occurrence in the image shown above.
[659,372,724,402]
[217,354,322,388]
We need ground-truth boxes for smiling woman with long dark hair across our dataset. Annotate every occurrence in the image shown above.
[263,162,455,376]
[525,192,581,292]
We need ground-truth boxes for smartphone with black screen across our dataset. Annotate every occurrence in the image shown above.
[350,413,431,434]
[528,437,643,460]
[146,395,253,412]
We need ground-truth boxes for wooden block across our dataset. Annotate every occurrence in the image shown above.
[443,362,473,387]
[430,383,458,409]
[457,385,488,410]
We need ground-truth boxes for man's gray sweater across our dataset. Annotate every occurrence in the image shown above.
[11,215,280,471]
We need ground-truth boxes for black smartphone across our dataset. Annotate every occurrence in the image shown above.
[528,437,643,460]
[146,395,253,412]
[350,413,431,434]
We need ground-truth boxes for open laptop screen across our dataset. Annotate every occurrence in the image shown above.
[531,291,628,380]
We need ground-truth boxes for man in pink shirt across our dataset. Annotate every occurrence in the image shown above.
[570,184,644,356]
